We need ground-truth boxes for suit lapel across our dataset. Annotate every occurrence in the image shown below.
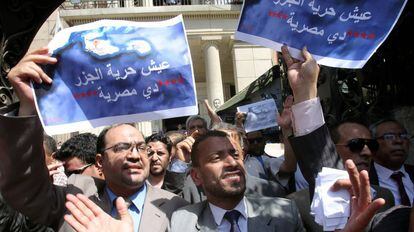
[90,180,111,213]
[246,198,273,232]
[196,202,217,232]
[369,162,380,186]
[138,185,165,232]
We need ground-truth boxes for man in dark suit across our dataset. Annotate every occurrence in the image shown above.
[288,121,396,231]
[0,47,188,232]
[369,119,414,206]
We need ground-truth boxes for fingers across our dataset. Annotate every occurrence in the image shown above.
[330,179,352,194]
[284,95,294,108]
[204,99,214,112]
[28,47,49,56]
[358,170,371,207]
[64,214,86,232]
[357,198,385,227]
[301,46,312,61]
[115,197,133,225]
[47,162,63,171]
[65,194,95,228]
[345,159,360,197]
[281,45,294,67]
[189,130,200,140]
[75,194,104,217]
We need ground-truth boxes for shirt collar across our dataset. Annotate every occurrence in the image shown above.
[106,182,147,213]
[208,197,247,226]
[374,162,407,178]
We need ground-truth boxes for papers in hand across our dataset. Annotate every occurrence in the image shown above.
[311,167,350,231]
[236,99,278,133]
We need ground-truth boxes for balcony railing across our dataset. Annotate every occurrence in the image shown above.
[61,0,243,9]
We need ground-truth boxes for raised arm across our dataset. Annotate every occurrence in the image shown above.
[281,45,343,198]
[277,95,296,174]
[0,48,64,227]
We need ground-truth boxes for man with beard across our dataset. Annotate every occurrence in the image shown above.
[369,119,414,206]
[146,133,173,188]
[171,130,305,231]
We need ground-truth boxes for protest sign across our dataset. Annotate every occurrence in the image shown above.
[236,0,407,69]
[33,15,197,135]
[237,99,278,133]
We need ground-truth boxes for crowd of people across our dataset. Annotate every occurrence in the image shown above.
[0,45,413,232]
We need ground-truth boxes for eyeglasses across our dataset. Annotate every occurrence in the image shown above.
[376,132,410,141]
[336,138,379,153]
[65,163,93,176]
[103,142,148,154]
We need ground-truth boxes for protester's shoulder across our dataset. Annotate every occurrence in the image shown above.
[67,174,105,194]
[173,200,206,217]
[246,196,299,214]
[149,185,189,206]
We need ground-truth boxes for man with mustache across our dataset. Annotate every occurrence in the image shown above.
[369,119,414,206]
[288,121,396,232]
[0,47,188,232]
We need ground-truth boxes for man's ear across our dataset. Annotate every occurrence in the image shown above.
[190,168,203,186]
[95,153,104,170]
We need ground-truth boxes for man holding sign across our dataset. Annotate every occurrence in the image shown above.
[0,47,188,232]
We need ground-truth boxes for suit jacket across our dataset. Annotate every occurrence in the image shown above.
[181,173,287,204]
[287,186,395,232]
[288,125,344,199]
[0,113,188,232]
[369,161,414,186]
[170,196,305,232]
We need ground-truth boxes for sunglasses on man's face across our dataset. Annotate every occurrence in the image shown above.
[65,163,93,176]
[336,138,379,153]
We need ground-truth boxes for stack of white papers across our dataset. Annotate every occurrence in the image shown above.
[310,167,351,231]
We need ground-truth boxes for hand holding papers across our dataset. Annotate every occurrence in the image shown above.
[311,160,385,232]
[311,167,350,231]
[237,99,278,133]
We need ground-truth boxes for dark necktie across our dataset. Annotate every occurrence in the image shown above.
[224,210,241,232]
[390,171,411,206]
[113,197,133,219]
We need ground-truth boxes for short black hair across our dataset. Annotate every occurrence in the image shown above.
[55,133,97,164]
[96,123,136,154]
[191,130,228,167]
[145,133,173,154]
[43,134,57,156]
[329,120,369,144]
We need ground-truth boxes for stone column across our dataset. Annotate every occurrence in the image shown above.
[203,39,224,110]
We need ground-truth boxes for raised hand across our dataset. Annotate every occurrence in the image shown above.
[175,130,199,163]
[277,95,294,131]
[333,160,385,232]
[281,45,319,104]
[64,194,133,232]
[203,99,222,127]
[7,47,57,116]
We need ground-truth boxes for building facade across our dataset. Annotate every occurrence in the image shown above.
[28,0,278,143]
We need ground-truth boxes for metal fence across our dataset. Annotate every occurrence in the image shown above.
[61,0,243,9]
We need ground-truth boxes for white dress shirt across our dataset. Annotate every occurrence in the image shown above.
[291,97,325,136]
[209,197,248,232]
[374,162,414,206]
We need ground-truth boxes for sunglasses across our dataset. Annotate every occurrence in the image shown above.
[65,163,93,176]
[336,138,379,153]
